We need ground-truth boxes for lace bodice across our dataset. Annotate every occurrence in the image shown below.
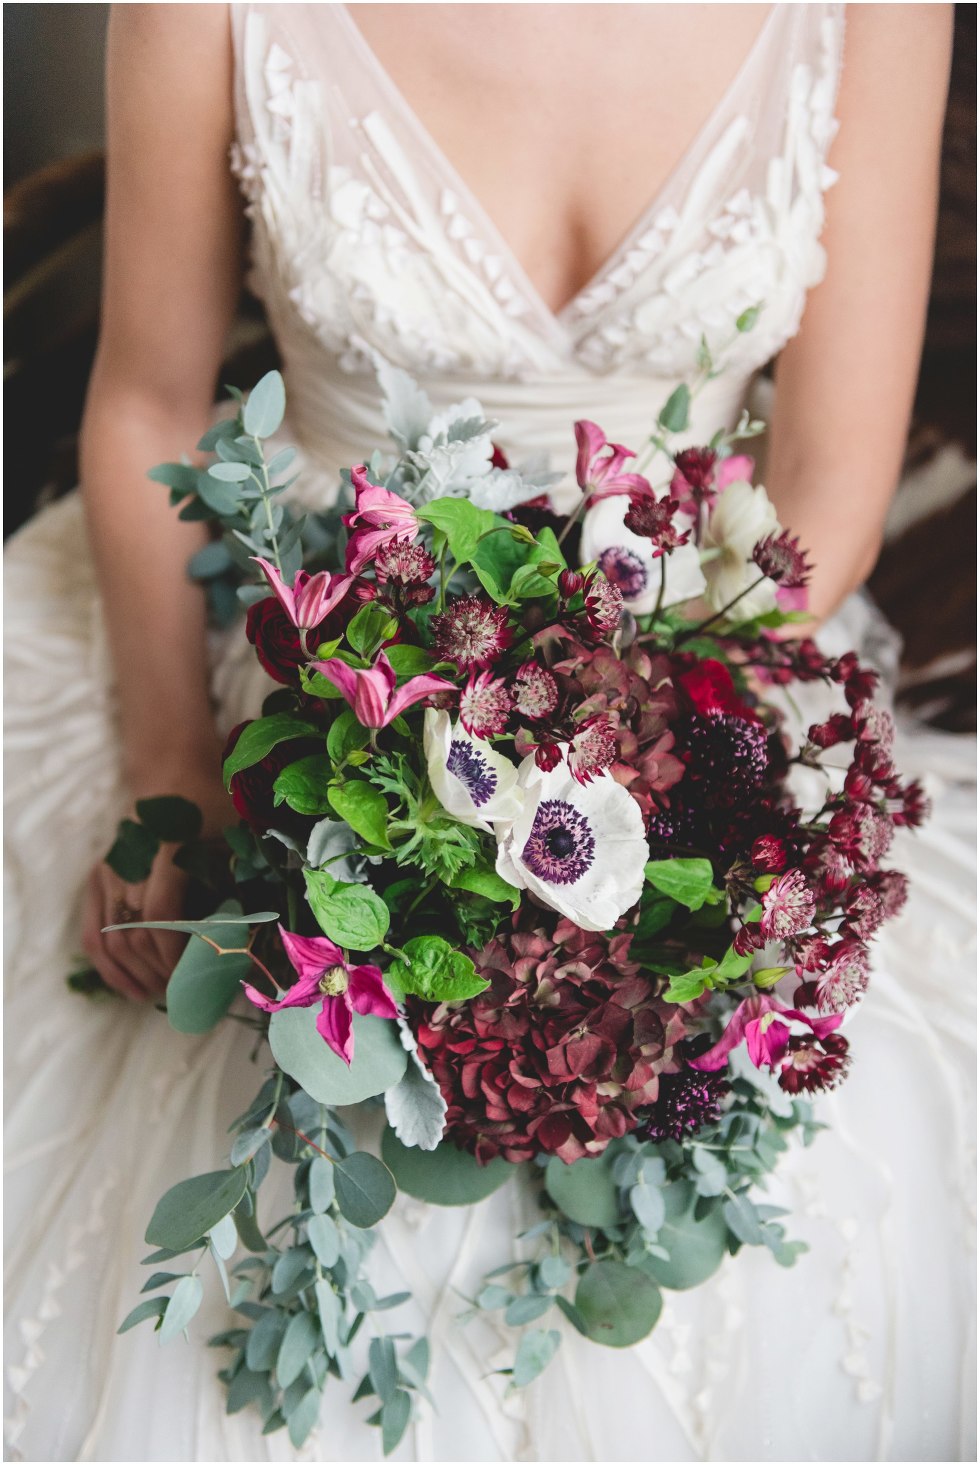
[229,2,845,489]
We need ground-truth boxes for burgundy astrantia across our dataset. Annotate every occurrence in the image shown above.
[411,916,691,1164]
[623,494,690,555]
[431,595,514,672]
[760,870,816,941]
[751,530,813,588]
[374,539,437,607]
[581,571,625,639]
[567,717,617,784]
[511,661,559,721]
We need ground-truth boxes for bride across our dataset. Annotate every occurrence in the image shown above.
[4,4,974,1460]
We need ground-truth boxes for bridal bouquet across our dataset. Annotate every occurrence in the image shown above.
[107,361,924,1452]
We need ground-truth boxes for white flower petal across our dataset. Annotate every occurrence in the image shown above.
[702,480,780,617]
[580,497,705,613]
[424,710,522,832]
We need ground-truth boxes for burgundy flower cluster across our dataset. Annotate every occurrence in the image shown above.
[412,915,691,1164]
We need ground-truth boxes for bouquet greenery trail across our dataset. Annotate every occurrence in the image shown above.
[99,359,923,1453]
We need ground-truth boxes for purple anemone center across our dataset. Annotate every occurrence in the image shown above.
[522,799,596,885]
[597,546,649,601]
[446,739,497,808]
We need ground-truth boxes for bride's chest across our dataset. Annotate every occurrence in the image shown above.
[232,1,844,383]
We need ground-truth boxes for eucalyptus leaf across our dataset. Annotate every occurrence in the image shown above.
[160,1274,205,1343]
[512,1328,561,1386]
[166,930,250,1035]
[307,1213,341,1267]
[658,383,691,433]
[246,1309,288,1371]
[117,1296,167,1334]
[381,1129,512,1206]
[380,1389,412,1456]
[269,1009,407,1106]
[308,1156,336,1213]
[334,1152,397,1228]
[277,1311,320,1389]
[641,1180,729,1290]
[145,1169,248,1251]
[544,1149,621,1230]
[243,370,286,439]
[286,1386,322,1449]
[574,1261,662,1348]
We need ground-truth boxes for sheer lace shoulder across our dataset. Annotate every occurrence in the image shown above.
[229,2,844,385]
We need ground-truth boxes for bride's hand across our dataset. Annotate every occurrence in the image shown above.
[82,768,233,1002]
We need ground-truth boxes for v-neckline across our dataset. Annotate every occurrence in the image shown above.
[336,3,781,331]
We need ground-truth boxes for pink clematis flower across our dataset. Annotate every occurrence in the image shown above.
[343,465,419,575]
[242,925,398,1065]
[573,421,652,505]
[688,992,843,1075]
[313,649,455,729]
[253,558,354,631]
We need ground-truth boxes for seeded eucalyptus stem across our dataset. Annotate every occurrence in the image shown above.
[249,434,283,574]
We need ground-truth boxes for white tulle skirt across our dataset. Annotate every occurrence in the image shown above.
[4,491,976,1462]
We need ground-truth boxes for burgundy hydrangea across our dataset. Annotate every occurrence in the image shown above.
[411,917,691,1165]
[430,595,513,672]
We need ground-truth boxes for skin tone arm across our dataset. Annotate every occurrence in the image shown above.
[765,4,953,624]
[80,4,241,998]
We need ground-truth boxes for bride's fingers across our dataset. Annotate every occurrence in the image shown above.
[82,869,153,1001]
[99,867,170,997]
[142,853,190,978]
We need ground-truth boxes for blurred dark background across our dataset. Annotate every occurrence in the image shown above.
[3,3,976,730]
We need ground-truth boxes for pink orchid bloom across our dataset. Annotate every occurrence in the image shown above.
[343,465,419,575]
[688,992,843,1075]
[242,925,398,1065]
[313,649,455,729]
[253,558,353,631]
[573,421,652,505]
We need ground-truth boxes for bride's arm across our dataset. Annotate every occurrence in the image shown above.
[80,3,243,998]
[764,3,953,624]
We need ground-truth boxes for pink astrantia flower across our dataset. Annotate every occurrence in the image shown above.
[343,465,419,575]
[242,925,398,1065]
[314,649,455,729]
[253,558,354,631]
[459,671,512,739]
[573,421,652,505]
[759,869,816,941]
[689,993,843,1082]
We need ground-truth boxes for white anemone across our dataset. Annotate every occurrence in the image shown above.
[495,757,647,932]
[581,497,706,614]
[701,479,780,619]
[424,710,522,832]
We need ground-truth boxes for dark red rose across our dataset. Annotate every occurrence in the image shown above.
[246,584,378,686]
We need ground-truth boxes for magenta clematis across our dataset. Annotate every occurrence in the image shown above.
[573,421,652,505]
[313,649,455,729]
[242,925,398,1065]
[343,465,419,575]
[688,992,843,1075]
[253,558,354,631]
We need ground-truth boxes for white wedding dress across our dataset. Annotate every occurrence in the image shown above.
[4,5,976,1460]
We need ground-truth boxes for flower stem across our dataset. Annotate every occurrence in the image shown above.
[674,573,769,646]
[250,437,284,574]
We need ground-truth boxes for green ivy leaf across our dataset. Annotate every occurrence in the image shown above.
[326,708,372,765]
[384,935,488,1003]
[303,870,390,949]
[346,604,400,660]
[134,795,203,843]
[327,781,391,850]
[105,818,159,883]
[222,714,320,785]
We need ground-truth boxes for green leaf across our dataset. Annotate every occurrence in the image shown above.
[209,460,252,483]
[644,858,716,911]
[735,304,761,333]
[714,945,753,982]
[273,756,335,815]
[722,1192,766,1246]
[326,709,372,765]
[333,1152,397,1228]
[246,1309,288,1371]
[380,1389,412,1456]
[663,969,711,1005]
[277,1310,320,1389]
[269,1009,408,1105]
[369,1336,398,1403]
[134,795,203,843]
[148,461,199,496]
[384,644,438,679]
[346,604,400,660]
[303,870,390,950]
[327,781,392,850]
[381,1128,512,1206]
[242,370,286,439]
[308,1157,336,1214]
[166,927,250,1035]
[658,383,691,433]
[544,1149,622,1229]
[574,1262,662,1348]
[286,1386,322,1449]
[417,500,495,564]
[102,911,279,936]
[384,935,488,1003]
[145,1169,249,1251]
[504,1294,552,1326]
[105,818,158,883]
[160,1274,205,1343]
[226,1366,274,1416]
[117,1296,167,1334]
[307,1213,341,1267]
[641,1180,729,1290]
[315,1280,343,1357]
[512,1328,561,1386]
[448,866,521,908]
[223,714,320,785]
